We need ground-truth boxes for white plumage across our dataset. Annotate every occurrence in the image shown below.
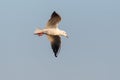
[34,11,68,57]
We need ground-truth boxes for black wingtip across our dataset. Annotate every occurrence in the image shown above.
[53,51,58,58]
[53,11,56,13]
[55,55,57,57]
[52,11,57,15]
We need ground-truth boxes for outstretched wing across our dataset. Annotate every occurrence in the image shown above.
[47,35,61,57]
[46,11,61,28]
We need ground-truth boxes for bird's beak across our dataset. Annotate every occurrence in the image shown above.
[66,35,69,38]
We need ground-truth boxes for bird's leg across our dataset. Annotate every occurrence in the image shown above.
[37,32,44,36]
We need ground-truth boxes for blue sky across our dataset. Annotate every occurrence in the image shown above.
[0,0,120,80]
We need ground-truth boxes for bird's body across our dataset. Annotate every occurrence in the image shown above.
[35,28,66,37]
[34,11,68,57]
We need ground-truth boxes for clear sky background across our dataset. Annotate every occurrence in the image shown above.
[0,0,120,80]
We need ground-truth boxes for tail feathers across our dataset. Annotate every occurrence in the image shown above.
[34,28,43,34]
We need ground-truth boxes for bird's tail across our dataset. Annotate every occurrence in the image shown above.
[34,28,43,35]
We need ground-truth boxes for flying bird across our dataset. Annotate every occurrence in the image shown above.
[34,11,68,57]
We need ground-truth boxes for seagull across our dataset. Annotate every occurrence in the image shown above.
[34,11,68,57]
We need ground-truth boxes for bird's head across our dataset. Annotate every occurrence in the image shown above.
[61,31,68,38]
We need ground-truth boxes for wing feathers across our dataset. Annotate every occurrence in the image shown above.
[47,35,61,57]
[46,11,61,28]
